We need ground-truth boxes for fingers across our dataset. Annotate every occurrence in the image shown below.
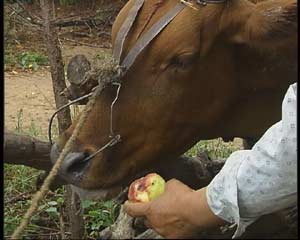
[124,201,150,217]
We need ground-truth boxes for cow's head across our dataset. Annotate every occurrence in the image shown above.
[51,0,297,191]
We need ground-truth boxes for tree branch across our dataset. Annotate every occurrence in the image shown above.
[4,131,52,170]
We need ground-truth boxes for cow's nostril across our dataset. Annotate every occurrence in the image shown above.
[62,152,91,175]
[83,151,90,159]
[67,158,88,174]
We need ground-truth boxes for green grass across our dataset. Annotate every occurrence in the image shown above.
[17,52,49,71]
[5,110,118,239]
[4,51,18,69]
[185,138,242,160]
[5,113,60,238]
[92,50,113,66]
[4,165,118,239]
[4,48,49,71]
[82,200,119,238]
[14,108,53,141]
[4,165,62,239]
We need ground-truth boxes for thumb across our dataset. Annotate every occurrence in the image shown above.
[124,200,150,217]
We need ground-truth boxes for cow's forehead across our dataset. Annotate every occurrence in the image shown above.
[148,19,202,60]
[121,1,223,62]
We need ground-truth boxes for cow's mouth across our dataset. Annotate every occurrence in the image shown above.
[50,143,123,200]
[50,143,92,185]
[70,185,123,201]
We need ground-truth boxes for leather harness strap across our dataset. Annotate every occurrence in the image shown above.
[113,0,187,74]
[121,3,185,72]
[113,0,227,74]
[196,0,227,5]
[113,0,145,63]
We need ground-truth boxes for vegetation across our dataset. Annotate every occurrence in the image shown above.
[4,114,119,239]
[5,162,119,239]
[4,48,49,71]
[185,138,241,159]
[17,52,49,70]
[82,200,119,238]
[5,111,241,239]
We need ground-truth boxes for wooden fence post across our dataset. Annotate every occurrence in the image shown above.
[39,0,85,238]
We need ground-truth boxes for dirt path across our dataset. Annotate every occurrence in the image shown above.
[5,69,53,135]
[4,44,110,137]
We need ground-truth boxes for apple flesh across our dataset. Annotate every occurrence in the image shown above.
[128,173,166,203]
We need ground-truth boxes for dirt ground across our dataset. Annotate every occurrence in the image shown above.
[4,44,111,137]
[4,0,118,136]
[5,68,54,135]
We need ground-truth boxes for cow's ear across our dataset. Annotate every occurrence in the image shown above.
[221,0,297,49]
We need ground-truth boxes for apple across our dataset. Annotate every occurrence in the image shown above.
[128,173,166,203]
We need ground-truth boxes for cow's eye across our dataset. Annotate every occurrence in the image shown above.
[169,54,197,70]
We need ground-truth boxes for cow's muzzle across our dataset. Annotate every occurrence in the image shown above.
[50,143,91,184]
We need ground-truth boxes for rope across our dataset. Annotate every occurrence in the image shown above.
[11,83,105,239]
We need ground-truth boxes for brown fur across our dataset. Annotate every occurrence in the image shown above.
[57,0,297,189]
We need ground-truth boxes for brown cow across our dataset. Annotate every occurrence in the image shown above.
[51,0,297,191]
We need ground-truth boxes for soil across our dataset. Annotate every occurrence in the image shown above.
[4,44,110,137]
[4,0,118,136]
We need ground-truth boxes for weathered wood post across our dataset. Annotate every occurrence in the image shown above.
[39,0,85,238]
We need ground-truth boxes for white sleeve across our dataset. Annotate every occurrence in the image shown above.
[206,83,297,238]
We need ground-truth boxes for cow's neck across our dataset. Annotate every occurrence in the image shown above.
[217,45,297,139]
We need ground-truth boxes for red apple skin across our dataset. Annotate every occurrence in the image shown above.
[128,173,165,203]
[128,177,147,203]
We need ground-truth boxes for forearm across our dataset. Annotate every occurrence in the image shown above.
[182,187,227,229]
[205,83,297,238]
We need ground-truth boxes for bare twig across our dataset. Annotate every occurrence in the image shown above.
[59,37,111,48]
[70,32,91,38]
[6,4,42,27]
[52,0,56,19]
[5,192,32,205]
[97,31,111,38]
[16,0,43,22]
[114,187,129,205]
[5,233,62,239]
[59,211,66,239]
[84,21,93,34]
[7,17,42,32]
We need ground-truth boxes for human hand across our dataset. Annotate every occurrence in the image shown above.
[124,179,226,239]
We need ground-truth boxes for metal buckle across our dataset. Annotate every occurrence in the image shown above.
[109,134,122,147]
[196,0,207,6]
[197,0,227,5]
